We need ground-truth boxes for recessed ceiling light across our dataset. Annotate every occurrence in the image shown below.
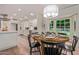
[18,8,22,11]
[44,14,47,18]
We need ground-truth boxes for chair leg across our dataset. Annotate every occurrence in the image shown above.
[37,47,41,55]
[71,51,73,55]
[64,50,67,55]
[30,48,32,55]
[59,48,63,55]
[39,47,41,55]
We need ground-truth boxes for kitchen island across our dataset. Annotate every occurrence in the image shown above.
[0,31,18,51]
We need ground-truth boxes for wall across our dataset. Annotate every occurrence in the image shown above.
[9,20,18,31]
[17,20,29,35]
[37,14,43,34]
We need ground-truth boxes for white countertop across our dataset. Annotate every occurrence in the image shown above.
[0,31,17,34]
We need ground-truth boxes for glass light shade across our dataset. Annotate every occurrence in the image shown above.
[47,13,51,16]
[30,13,34,16]
[44,5,58,18]
[44,14,47,18]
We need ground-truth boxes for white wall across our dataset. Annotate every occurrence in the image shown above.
[8,20,17,31]
[17,20,29,35]
[37,14,43,34]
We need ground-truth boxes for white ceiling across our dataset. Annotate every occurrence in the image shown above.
[0,4,78,20]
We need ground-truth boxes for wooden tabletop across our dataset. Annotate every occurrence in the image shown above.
[45,36,69,43]
[32,35,45,40]
[32,35,69,43]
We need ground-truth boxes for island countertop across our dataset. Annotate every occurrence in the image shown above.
[0,31,17,34]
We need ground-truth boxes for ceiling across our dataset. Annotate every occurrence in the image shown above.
[0,4,78,20]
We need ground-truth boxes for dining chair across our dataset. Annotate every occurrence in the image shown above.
[65,36,78,55]
[59,36,78,55]
[51,32,56,37]
[41,32,45,35]
[45,32,51,36]
[57,33,67,37]
[45,32,56,37]
[32,32,39,35]
[27,31,41,55]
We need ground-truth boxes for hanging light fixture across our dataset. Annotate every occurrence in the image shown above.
[44,5,59,18]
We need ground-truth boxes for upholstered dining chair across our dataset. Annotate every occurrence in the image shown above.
[65,36,78,55]
[57,33,67,37]
[27,30,41,55]
[45,32,56,37]
[58,36,78,55]
[32,32,39,35]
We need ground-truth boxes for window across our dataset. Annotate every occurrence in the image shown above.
[49,21,53,30]
[56,19,70,31]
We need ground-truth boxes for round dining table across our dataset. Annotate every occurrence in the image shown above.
[32,35,69,55]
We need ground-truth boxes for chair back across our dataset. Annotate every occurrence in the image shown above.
[46,32,51,35]
[32,32,39,35]
[58,33,67,37]
[41,32,45,35]
[72,36,78,51]
[27,34,32,48]
[51,32,56,37]
[27,30,32,47]
[46,32,56,37]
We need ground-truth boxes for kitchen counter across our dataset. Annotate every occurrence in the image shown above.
[0,31,17,33]
[0,31,18,51]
